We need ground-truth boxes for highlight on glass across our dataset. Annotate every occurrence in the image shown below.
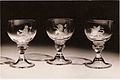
[46,18,74,65]
[7,19,37,68]
[84,19,113,69]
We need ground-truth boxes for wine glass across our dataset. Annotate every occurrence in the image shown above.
[7,19,37,68]
[84,19,113,69]
[46,18,74,65]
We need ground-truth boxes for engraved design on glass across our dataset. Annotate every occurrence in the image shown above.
[84,19,113,69]
[7,19,37,68]
[46,18,74,65]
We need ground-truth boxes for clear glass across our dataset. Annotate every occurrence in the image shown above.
[46,18,74,65]
[84,19,113,69]
[7,19,37,68]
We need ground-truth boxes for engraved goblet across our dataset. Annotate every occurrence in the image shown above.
[46,18,74,65]
[84,19,113,69]
[7,19,37,68]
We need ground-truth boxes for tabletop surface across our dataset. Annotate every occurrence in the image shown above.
[0,45,120,79]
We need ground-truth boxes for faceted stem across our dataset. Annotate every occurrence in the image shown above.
[92,41,105,58]
[85,41,112,69]
[17,44,28,60]
[10,43,35,68]
[55,40,65,56]
[55,43,65,56]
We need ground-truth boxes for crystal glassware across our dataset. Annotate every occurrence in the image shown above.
[84,19,113,69]
[46,18,74,65]
[7,19,37,68]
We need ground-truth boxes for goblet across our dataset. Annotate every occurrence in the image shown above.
[7,19,37,68]
[84,19,113,69]
[46,18,74,65]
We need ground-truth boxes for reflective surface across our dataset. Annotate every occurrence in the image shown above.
[0,56,14,65]
[1,45,119,78]
[66,57,92,65]
[26,53,53,61]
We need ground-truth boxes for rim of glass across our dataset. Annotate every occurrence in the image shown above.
[8,19,35,22]
[87,19,113,23]
[48,18,73,21]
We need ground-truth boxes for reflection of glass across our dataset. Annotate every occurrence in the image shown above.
[7,19,37,68]
[84,19,113,69]
[46,18,74,65]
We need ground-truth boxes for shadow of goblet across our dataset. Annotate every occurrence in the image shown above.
[25,53,53,61]
[66,57,92,65]
[0,56,14,65]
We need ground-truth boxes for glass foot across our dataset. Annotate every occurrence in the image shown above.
[47,54,72,65]
[10,58,35,69]
[85,57,112,69]
[66,57,92,65]
[25,53,53,61]
[0,56,14,65]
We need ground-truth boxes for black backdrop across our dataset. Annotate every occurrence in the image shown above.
[1,1,119,53]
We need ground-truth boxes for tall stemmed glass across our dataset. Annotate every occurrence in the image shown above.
[7,19,37,68]
[84,19,113,69]
[46,18,74,65]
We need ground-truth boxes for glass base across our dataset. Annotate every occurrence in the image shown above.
[10,58,35,69]
[85,57,112,69]
[25,53,53,61]
[0,56,14,65]
[47,54,72,65]
[66,57,92,65]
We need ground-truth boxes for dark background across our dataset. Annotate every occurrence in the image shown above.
[1,1,119,53]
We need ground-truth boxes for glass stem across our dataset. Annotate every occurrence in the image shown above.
[56,44,65,55]
[54,39,66,58]
[17,44,28,61]
[92,41,105,58]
